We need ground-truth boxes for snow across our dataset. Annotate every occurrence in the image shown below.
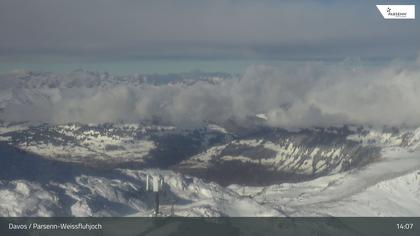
[71,200,93,217]
[182,137,354,175]
[13,124,157,163]
[226,146,420,216]
[207,124,228,134]
[1,123,420,216]
[1,158,420,217]
[0,181,59,217]
[255,113,268,121]
[347,128,405,147]
[3,70,420,217]
[0,123,28,135]
[406,127,420,150]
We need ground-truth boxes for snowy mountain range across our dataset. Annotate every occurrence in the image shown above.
[1,70,420,217]
[1,120,420,217]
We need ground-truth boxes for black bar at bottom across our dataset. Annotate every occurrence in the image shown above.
[1,217,419,236]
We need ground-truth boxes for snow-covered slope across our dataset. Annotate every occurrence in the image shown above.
[176,127,382,185]
[0,123,387,185]
[229,145,420,216]
[0,122,227,167]
[1,162,420,217]
[8,123,156,164]
[1,122,420,217]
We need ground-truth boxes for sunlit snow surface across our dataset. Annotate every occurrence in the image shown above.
[1,70,420,216]
[0,121,420,216]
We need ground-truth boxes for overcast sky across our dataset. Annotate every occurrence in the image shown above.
[0,0,419,60]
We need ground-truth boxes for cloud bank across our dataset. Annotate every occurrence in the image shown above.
[1,58,420,128]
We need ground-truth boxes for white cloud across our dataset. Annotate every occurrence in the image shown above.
[1,57,420,128]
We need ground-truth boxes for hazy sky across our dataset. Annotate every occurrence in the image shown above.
[0,0,419,61]
[1,0,420,127]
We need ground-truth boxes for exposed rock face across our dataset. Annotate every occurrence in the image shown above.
[175,127,381,186]
[2,122,385,186]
